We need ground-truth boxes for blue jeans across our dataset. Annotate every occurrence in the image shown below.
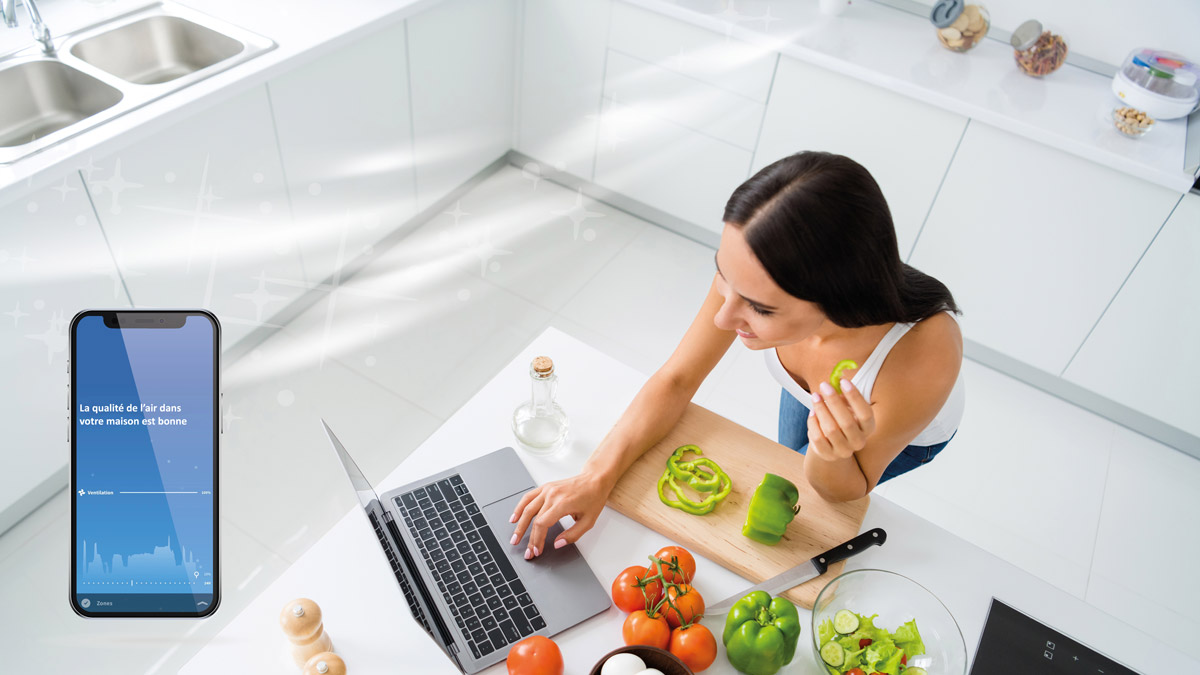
[778,389,954,484]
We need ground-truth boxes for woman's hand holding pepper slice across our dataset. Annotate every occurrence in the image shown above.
[807,376,876,462]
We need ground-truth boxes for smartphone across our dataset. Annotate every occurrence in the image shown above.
[69,310,220,618]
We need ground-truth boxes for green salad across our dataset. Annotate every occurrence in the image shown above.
[817,609,927,675]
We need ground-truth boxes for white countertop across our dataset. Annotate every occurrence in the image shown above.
[181,327,1195,674]
[3,0,1195,197]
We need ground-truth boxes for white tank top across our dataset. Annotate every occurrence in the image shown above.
[764,311,964,446]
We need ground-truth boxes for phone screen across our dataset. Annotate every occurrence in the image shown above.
[70,311,219,618]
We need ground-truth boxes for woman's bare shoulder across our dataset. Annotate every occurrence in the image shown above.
[877,313,963,407]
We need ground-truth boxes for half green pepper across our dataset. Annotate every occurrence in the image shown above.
[657,445,732,515]
[722,590,802,675]
[741,473,800,545]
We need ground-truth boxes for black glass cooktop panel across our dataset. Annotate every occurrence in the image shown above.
[970,599,1140,674]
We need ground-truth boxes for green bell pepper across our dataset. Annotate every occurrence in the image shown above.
[657,445,733,515]
[722,590,802,675]
[741,473,800,545]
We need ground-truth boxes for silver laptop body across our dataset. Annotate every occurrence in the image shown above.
[322,419,610,672]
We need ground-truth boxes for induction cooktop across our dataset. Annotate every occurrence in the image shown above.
[970,599,1140,674]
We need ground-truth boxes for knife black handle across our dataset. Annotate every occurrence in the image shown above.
[811,528,887,575]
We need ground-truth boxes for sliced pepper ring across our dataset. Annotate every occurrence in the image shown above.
[658,444,732,515]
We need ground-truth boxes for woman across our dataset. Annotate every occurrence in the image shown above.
[510,151,964,560]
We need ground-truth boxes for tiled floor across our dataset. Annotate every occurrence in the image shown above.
[3,165,1197,671]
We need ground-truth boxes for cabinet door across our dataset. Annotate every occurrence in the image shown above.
[407,0,517,212]
[752,55,968,259]
[1063,193,1199,437]
[517,0,610,179]
[85,86,305,350]
[268,20,417,288]
[0,172,130,533]
[593,2,776,234]
[908,122,1179,374]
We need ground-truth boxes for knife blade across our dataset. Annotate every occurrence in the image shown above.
[706,528,887,614]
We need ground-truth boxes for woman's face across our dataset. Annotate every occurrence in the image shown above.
[713,223,827,350]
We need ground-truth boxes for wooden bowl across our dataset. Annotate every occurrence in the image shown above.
[588,645,693,675]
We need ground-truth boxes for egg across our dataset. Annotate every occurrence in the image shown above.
[600,653,647,675]
[634,670,666,675]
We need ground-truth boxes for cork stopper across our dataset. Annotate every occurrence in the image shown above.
[303,652,347,675]
[280,598,323,641]
[531,356,554,375]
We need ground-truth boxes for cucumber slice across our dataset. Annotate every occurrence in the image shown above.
[819,641,845,668]
[833,609,859,634]
[903,669,928,675]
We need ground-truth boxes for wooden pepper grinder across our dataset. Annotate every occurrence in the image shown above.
[303,652,346,675]
[279,598,334,667]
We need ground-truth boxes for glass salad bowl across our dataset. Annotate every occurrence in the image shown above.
[812,569,967,674]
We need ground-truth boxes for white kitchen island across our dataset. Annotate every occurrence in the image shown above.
[181,328,1190,674]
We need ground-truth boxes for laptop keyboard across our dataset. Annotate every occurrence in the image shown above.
[396,474,546,659]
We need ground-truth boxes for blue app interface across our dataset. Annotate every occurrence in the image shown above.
[73,314,215,614]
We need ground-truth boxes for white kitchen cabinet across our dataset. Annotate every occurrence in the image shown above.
[85,86,306,350]
[608,1,775,103]
[0,171,130,534]
[407,0,517,212]
[593,2,775,234]
[267,20,417,289]
[751,55,968,259]
[1063,193,1200,438]
[908,122,1179,375]
[516,0,610,179]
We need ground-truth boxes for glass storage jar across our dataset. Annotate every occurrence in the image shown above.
[1011,19,1068,77]
[930,0,989,53]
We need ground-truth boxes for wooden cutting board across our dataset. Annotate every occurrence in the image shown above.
[606,402,870,609]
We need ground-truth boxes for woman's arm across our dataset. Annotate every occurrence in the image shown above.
[510,275,736,557]
[805,313,963,502]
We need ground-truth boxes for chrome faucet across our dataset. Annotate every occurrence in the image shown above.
[1,0,54,55]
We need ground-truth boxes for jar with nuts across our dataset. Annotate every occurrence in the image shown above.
[1112,106,1155,138]
[1011,19,1068,77]
[930,0,989,53]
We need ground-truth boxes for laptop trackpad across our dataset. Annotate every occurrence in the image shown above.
[481,492,609,632]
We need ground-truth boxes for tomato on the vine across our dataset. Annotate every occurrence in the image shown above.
[611,565,662,613]
[505,635,563,675]
[668,623,717,672]
[622,609,671,649]
[652,546,696,585]
[662,583,705,629]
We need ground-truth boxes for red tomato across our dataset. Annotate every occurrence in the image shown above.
[858,638,873,648]
[844,669,866,675]
[653,546,696,585]
[506,635,563,675]
[663,583,705,629]
[622,609,671,649]
[611,565,662,613]
[669,623,717,672]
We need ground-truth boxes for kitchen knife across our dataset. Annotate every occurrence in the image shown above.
[706,528,887,614]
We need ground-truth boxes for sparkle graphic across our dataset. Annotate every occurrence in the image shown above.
[521,162,542,190]
[26,309,67,365]
[589,93,631,153]
[13,247,36,273]
[79,156,100,182]
[235,272,292,323]
[222,403,244,433]
[443,200,470,226]
[52,176,77,202]
[757,5,781,31]
[466,228,512,277]
[277,390,295,407]
[551,189,605,240]
[4,302,29,327]
[89,159,143,215]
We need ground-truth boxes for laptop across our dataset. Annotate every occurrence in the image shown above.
[321,419,610,672]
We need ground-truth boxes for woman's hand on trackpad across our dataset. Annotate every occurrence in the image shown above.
[509,473,608,560]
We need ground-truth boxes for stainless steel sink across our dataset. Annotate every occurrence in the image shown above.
[0,2,274,164]
[0,59,122,148]
[70,15,246,85]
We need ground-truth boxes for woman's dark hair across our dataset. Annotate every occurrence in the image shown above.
[723,151,960,328]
